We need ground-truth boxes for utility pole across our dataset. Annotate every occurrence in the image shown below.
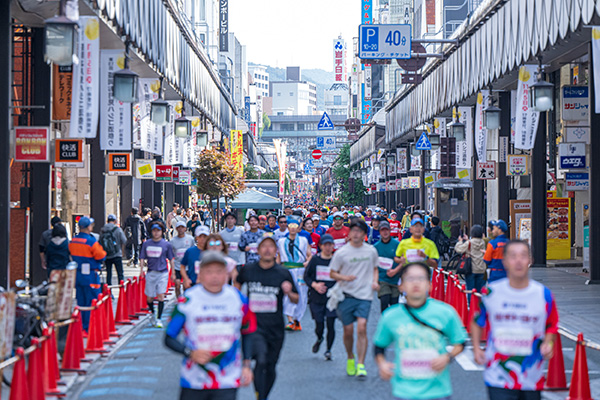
[0,0,10,288]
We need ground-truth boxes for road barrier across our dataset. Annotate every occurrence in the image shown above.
[2,273,152,399]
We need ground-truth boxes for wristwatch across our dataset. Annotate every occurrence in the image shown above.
[184,347,192,358]
[446,352,454,361]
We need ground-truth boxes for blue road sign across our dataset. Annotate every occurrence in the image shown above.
[359,24,412,59]
[317,112,334,130]
[415,132,431,150]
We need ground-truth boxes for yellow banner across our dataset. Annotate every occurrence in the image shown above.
[230,130,243,175]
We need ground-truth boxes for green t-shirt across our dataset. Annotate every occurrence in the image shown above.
[395,236,440,264]
[373,238,401,284]
[373,299,467,400]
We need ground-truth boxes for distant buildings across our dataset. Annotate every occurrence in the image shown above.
[270,67,317,116]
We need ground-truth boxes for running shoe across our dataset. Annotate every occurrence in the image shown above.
[356,364,367,379]
[155,320,164,329]
[285,321,295,331]
[149,314,156,327]
[346,358,356,376]
[294,321,302,331]
[324,351,332,361]
[312,338,323,353]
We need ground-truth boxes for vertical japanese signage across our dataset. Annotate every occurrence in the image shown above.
[219,0,228,52]
[273,139,286,197]
[547,198,571,259]
[14,127,50,162]
[397,148,407,174]
[163,101,184,165]
[592,28,600,113]
[135,78,163,155]
[456,107,473,169]
[514,65,540,150]
[107,153,132,176]
[333,37,346,82]
[100,50,131,150]
[69,16,100,139]
[52,65,72,121]
[230,130,244,175]
[361,0,372,125]
[474,90,489,162]
[55,139,83,167]
[361,0,372,24]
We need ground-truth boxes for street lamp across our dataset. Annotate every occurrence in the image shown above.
[44,0,78,66]
[448,117,466,142]
[175,102,191,138]
[429,135,441,151]
[529,58,554,112]
[196,129,208,147]
[113,43,139,103]
[410,143,419,157]
[150,78,170,126]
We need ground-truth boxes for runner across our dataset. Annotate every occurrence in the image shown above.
[330,219,379,379]
[140,221,175,328]
[367,216,382,245]
[258,215,268,231]
[394,216,439,268]
[483,219,509,283]
[302,217,321,256]
[180,226,210,290]
[220,212,245,268]
[472,240,558,400]
[326,211,350,252]
[170,221,195,297]
[264,215,279,233]
[319,207,331,230]
[165,251,256,400]
[272,215,289,242]
[388,212,401,238]
[374,221,402,312]
[235,236,299,400]
[277,217,311,331]
[204,233,239,282]
[374,262,467,400]
[303,234,337,360]
[312,214,326,236]
[238,215,265,266]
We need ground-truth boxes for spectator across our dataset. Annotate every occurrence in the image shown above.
[100,214,128,286]
[39,216,63,271]
[44,224,70,277]
[125,207,147,267]
[454,224,487,300]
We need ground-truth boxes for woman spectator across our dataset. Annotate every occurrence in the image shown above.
[454,224,487,300]
[187,213,201,235]
[45,224,70,277]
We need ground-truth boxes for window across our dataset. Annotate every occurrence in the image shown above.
[277,92,281,96]
[334,95,342,105]
[255,73,258,78]
[281,123,295,131]
[277,112,284,116]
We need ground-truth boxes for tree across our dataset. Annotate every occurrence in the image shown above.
[192,148,245,230]
[259,114,271,138]
[245,164,260,180]
[332,144,365,205]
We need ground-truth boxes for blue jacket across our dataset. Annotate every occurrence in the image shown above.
[484,234,509,271]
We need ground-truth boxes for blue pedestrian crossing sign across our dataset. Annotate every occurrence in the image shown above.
[317,112,334,130]
[416,132,432,150]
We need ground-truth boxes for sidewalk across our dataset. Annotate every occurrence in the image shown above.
[531,266,600,343]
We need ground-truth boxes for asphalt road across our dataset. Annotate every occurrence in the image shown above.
[67,295,600,400]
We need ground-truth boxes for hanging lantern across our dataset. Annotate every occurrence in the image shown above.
[44,14,78,66]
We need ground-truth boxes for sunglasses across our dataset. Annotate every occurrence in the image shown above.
[208,240,222,246]
[334,217,343,220]
[288,223,299,228]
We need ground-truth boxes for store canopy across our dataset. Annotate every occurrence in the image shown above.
[212,188,282,209]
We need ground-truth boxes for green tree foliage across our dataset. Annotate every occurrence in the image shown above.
[332,144,365,205]
[245,164,260,180]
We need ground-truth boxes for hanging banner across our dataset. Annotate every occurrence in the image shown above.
[408,177,420,189]
[561,86,589,121]
[434,118,446,137]
[474,90,489,162]
[547,197,571,259]
[514,65,540,150]
[273,139,286,197]
[135,78,163,155]
[163,101,184,165]
[401,177,409,189]
[55,139,83,168]
[591,27,600,113]
[107,153,132,176]
[135,159,156,179]
[14,127,50,163]
[52,65,73,121]
[397,148,407,174]
[183,118,200,168]
[410,154,421,171]
[510,90,517,142]
[100,50,131,150]
[69,16,100,138]
[230,129,244,174]
[456,107,473,169]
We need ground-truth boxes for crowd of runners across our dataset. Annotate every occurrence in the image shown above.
[85,202,559,400]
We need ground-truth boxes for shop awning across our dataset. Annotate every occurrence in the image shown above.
[212,188,282,209]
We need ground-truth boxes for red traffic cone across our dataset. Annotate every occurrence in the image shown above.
[132,277,142,314]
[444,275,453,305]
[105,291,119,337]
[115,281,132,325]
[430,269,438,299]
[436,271,445,301]
[28,339,45,400]
[61,313,86,374]
[545,333,568,390]
[139,274,149,313]
[460,285,469,328]
[42,329,64,396]
[567,333,593,400]
[126,279,138,319]
[9,347,29,400]
[47,322,61,384]
[86,299,106,353]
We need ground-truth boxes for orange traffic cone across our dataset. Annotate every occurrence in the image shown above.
[28,339,45,400]
[567,333,593,400]
[42,328,64,396]
[545,333,568,390]
[115,281,132,325]
[86,299,107,353]
[9,348,29,400]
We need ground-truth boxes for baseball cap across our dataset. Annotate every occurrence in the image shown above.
[390,211,397,215]
[379,221,391,230]
[107,214,117,221]
[491,219,508,233]
[311,214,320,220]
[78,216,94,228]
[150,223,164,231]
[176,220,187,228]
[223,212,237,221]
[320,207,328,212]
[195,226,210,237]
[349,219,368,233]
[284,205,292,209]
[200,250,227,268]
[258,235,277,248]
[333,211,344,219]
[319,234,334,245]
[258,215,267,221]
[411,217,425,226]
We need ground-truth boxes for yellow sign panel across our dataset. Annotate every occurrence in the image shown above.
[457,169,470,179]
[547,197,571,260]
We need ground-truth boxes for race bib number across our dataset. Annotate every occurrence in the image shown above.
[494,327,534,356]
[379,257,394,270]
[334,239,346,250]
[228,242,238,252]
[248,243,258,253]
[311,246,317,255]
[195,322,236,352]
[194,261,200,275]
[176,248,187,259]
[249,292,277,313]
[81,263,90,275]
[400,348,439,379]
[405,249,425,263]
[146,246,163,258]
[316,265,333,281]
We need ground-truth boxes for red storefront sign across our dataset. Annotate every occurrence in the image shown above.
[156,165,173,182]
[14,127,50,162]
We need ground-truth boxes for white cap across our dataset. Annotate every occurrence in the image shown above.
[195,226,210,237]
